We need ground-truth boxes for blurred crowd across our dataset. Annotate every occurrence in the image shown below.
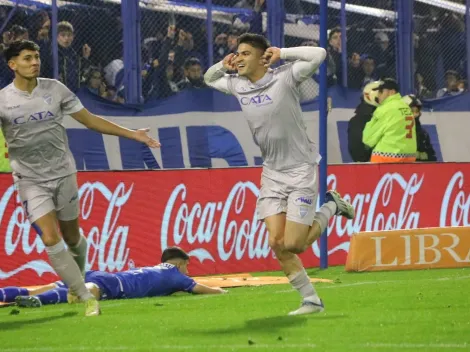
[0,0,468,104]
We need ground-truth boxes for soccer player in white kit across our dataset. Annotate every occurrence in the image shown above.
[204,33,355,315]
[0,41,161,317]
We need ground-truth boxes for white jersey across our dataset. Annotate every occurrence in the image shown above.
[204,47,326,171]
[0,78,84,182]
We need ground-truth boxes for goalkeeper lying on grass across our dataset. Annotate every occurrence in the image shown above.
[1,247,227,308]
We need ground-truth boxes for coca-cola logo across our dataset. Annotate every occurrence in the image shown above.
[161,173,427,263]
[0,181,133,279]
[440,172,470,227]
[161,182,271,263]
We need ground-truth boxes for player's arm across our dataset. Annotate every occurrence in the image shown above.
[362,110,386,148]
[56,80,160,148]
[70,108,160,148]
[191,283,228,295]
[203,53,236,94]
[263,46,327,83]
[173,271,228,295]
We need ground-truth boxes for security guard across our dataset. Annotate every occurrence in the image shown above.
[363,78,417,163]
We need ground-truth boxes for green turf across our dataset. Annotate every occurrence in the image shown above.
[1,266,469,352]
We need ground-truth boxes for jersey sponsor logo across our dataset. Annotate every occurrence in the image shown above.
[7,105,19,110]
[240,94,273,106]
[13,111,55,125]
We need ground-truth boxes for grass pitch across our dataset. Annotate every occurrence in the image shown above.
[1,266,469,352]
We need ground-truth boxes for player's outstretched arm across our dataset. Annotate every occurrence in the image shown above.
[192,283,228,295]
[263,46,327,83]
[203,53,236,94]
[70,109,161,148]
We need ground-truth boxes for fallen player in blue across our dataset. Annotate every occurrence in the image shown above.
[1,247,227,308]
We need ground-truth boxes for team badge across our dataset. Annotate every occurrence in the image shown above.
[43,93,53,105]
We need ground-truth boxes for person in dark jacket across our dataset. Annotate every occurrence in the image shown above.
[347,81,381,162]
[402,94,437,162]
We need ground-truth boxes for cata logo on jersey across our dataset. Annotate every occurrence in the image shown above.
[240,94,273,106]
[13,111,55,125]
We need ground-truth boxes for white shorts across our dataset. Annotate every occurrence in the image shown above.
[257,163,318,226]
[16,174,80,224]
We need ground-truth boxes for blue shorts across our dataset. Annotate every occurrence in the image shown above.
[85,271,125,300]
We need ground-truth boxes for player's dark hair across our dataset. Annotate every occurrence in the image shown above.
[237,33,270,52]
[4,40,40,62]
[161,247,190,263]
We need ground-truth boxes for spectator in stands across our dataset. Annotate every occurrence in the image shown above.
[83,67,107,98]
[457,79,467,93]
[347,52,362,89]
[402,94,437,162]
[143,25,181,100]
[327,27,342,85]
[361,56,377,86]
[369,31,395,79]
[174,29,205,71]
[214,32,230,63]
[414,72,433,100]
[177,57,207,90]
[436,70,464,98]
[347,81,380,162]
[4,25,29,42]
[40,21,92,92]
[348,54,377,90]
[30,10,50,43]
[103,41,124,94]
[103,86,125,104]
[363,78,417,163]
[214,31,239,63]
[0,25,29,88]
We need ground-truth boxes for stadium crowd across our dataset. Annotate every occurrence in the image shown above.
[0,0,468,104]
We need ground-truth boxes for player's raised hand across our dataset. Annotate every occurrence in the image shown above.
[222,53,237,71]
[261,47,281,67]
[134,128,161,148]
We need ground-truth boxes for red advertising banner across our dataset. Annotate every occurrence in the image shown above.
[1,163,469,286]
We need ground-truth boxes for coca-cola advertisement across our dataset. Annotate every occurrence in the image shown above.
[1,162,469,286]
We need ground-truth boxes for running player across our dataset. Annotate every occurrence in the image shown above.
[3,247,227,308]
[0,40,161,316]
[204,33,355,315]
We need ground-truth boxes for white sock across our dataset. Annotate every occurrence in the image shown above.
[68,234,87,277]
[288,269,317,300]
[46,240,93,301]
[313,201,337,234]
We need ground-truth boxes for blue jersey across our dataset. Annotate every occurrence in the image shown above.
[83,263,197,300]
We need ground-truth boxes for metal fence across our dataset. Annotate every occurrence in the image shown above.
[0,0,469,103]
[413,0,467,99]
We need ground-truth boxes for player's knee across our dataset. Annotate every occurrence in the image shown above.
[283,236,305,254]
[268,234,284,251]
[39,228,62,247]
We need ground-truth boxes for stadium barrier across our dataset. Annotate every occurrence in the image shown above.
[345,227,470,272]
[1,162,469,286]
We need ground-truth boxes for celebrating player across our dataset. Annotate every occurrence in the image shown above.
[204,33,355,315]
[1,247,227,308]
[0,40,161,317]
